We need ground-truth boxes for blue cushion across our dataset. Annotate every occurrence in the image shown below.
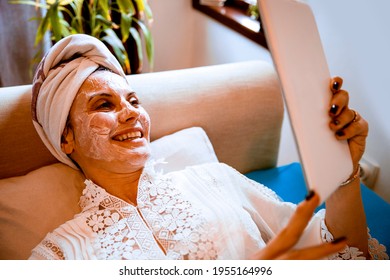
[245,162,390,251]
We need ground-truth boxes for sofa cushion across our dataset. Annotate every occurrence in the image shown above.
[0,85,58,179]
[0,163,84,260]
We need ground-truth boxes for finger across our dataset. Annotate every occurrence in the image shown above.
[277,239,347,260]
[329,108,358,132]
[282,191,320,240]
[330,76,343,94]
[258,192,320,259]
[329,90,349,117]
[334,116,368,140]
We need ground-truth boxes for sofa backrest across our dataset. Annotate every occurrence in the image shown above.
[0,60,284,179]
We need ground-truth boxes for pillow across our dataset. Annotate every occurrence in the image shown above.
[0,126,218,259]
[0,163,85,260]
[150,126,219,173]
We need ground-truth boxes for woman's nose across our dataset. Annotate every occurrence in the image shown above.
[118,101,140,123]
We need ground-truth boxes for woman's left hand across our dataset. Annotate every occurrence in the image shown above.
[328,77,369,169]
[251,191,347,260]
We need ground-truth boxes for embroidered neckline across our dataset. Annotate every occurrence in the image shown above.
[77,159,218,260]
[79,159,163,211]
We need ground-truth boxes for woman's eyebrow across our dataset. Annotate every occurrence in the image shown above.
[126,91,137,99]
[88,93,112,102]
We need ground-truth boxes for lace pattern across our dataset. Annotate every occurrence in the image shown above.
[367,232,389,260]
[78,163,218,260]
[33,233,65,260]
[138,171,218,259]
[320,218,389,260]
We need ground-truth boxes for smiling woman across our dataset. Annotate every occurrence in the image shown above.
[26,33,386,260]
[64,70,151,165]
[61,69,151,203]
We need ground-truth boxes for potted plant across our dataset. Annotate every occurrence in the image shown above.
[10,0,154,74]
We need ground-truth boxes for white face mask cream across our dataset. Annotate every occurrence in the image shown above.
[67,71,151,171]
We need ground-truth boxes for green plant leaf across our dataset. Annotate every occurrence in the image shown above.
[95,14,113,27]
[47,0,73,5]
[58,0,75,6]
[134,18,154,70]
[102,29,130,74]
[97,0,110,20]
[120,13,131,43]
[34,5,52,46]
[134,0,145,12]
[12,0,154,73]
[59,18,71,37]
[117,0,135,16]
[8,0,47,9]
[144,3,153,20]
[50,3,63,42]
[92,27,101,38]
[129,26,143,68]
[69,0,84,33]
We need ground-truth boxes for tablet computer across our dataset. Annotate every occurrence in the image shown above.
[258,0,353,203]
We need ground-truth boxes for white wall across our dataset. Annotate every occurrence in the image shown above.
[0,2,41,86]
[147,0,271,69]
[146,0,195,72]
[191,12,272,66]
[148,0,390,202]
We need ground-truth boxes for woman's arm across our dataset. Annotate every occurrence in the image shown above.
[325,77,369,257]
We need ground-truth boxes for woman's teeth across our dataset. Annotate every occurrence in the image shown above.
[115,131,141,141]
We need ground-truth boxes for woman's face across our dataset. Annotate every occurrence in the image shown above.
[64,70,151,173]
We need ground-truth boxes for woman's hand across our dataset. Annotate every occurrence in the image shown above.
[251,192,347,260]
[325,77,369,258]
[328,77,369,169]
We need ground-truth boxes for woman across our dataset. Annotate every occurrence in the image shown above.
[29,34,386,260]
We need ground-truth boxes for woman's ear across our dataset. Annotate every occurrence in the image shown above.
[61,126,75,155]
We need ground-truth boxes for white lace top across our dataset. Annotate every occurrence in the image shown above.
[29,162,388,260]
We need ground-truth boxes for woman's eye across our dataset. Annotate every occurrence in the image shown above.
[95,101,113,110]
[129,97,140,106]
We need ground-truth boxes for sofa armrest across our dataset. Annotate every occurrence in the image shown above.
[0,60,283,178]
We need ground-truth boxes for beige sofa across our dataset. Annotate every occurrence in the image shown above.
[0,60,284,259]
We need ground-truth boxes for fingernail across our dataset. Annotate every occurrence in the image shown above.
[305,190,315,201]
[336,130,345,137]
[332,236,347,244]
[330,104,338,115]
[332,81,340,91]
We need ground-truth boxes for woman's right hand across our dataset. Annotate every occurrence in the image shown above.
[328,76,369,170]
[251,192,347,260]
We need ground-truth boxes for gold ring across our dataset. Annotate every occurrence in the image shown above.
[351,109,358,122]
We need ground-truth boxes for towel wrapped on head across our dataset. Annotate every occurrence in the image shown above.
[31,34,126,169]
